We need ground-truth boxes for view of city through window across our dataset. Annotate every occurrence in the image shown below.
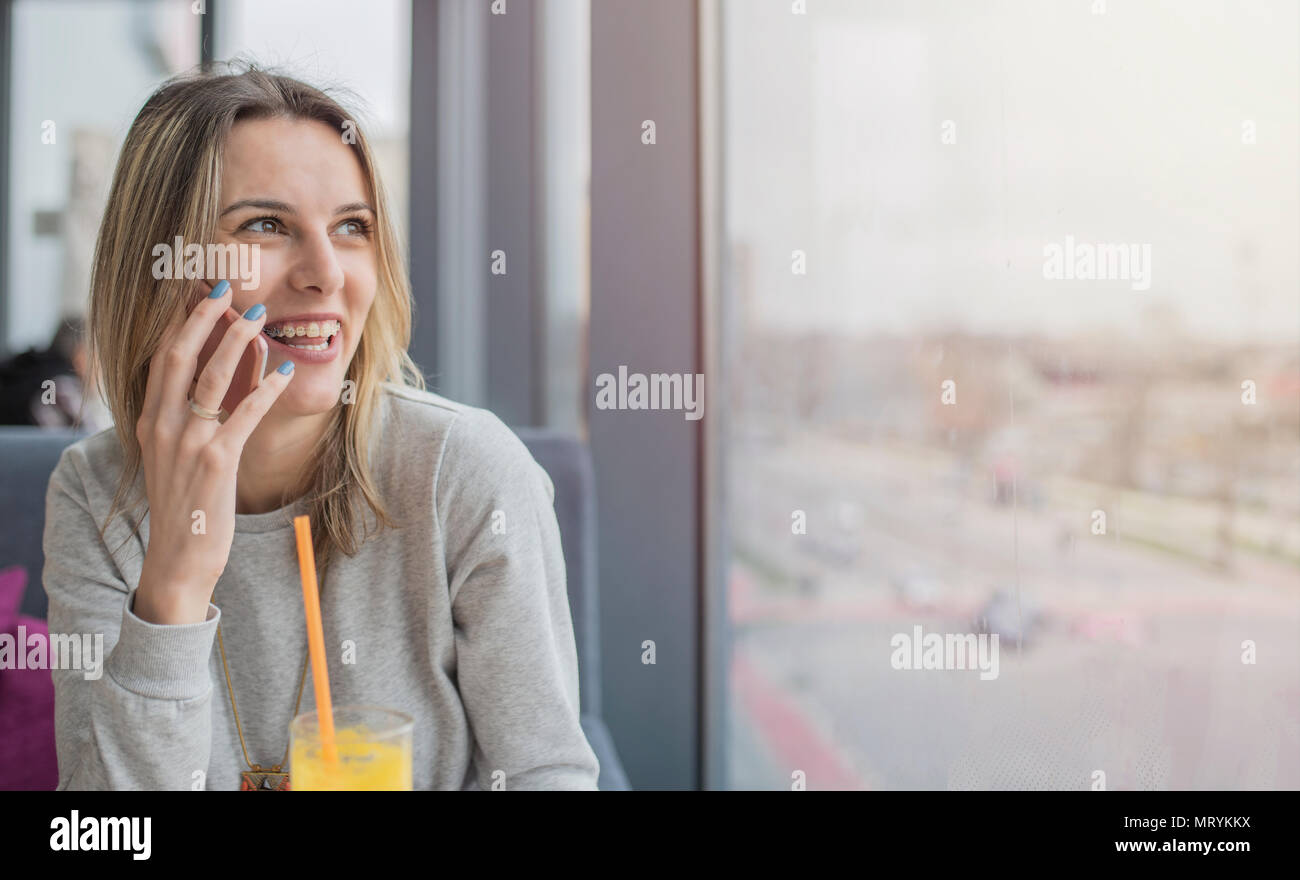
[721,0,1299,789]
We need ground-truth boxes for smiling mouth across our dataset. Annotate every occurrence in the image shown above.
[261,319,341,352]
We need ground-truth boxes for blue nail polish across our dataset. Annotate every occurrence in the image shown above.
[208,280,230,299]
[277,360,295,375]
[243,303,265,320]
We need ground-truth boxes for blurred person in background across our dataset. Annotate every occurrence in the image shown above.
[0,316,112,431]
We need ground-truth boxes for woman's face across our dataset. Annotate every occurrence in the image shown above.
[213,116,378,417]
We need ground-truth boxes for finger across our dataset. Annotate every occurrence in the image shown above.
[190,302,268,414]
[140,305,192,427]
[217,359,294,449]
[154,280,235,428]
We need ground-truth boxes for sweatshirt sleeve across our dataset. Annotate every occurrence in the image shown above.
[43,446,220,791]
[437,409,601,790]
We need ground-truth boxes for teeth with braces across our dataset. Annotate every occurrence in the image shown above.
[263,319,340,350]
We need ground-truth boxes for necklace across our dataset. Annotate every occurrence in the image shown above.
[216,623,311,791]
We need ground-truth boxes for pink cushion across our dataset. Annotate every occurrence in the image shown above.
[0,565,58,790]
[0,565,23,634]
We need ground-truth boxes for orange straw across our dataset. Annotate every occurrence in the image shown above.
[293,515,338,764]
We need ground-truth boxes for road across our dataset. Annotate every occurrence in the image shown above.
[726,430,1300,790]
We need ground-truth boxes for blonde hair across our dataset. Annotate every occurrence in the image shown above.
[88,63,425,583]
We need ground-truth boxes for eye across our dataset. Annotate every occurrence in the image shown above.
[242,217,284,235]
[333,217,373,237]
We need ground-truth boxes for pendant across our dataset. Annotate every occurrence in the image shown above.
[240,766,290,791]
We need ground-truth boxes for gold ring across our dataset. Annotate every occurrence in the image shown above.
[188,397,222,420]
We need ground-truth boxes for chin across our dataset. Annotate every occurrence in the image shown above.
[274,379,343,416]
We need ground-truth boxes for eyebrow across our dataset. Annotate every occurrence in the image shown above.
[219,198,376,217]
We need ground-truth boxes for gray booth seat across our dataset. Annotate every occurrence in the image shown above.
[0,424,629,791]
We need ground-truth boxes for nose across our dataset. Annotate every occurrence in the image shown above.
[286,227,346,296]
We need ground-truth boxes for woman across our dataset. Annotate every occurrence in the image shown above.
[42,65,599,790]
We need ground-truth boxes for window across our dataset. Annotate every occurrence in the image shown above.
[5,0,198,357]
[719,0,1299,789]
[539,0,590,437]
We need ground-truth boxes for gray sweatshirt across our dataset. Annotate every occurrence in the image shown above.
[42,383,600,790]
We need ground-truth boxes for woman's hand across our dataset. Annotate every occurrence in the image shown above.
[132,280,295,625]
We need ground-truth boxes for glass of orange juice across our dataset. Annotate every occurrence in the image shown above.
[290,705,414,791]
